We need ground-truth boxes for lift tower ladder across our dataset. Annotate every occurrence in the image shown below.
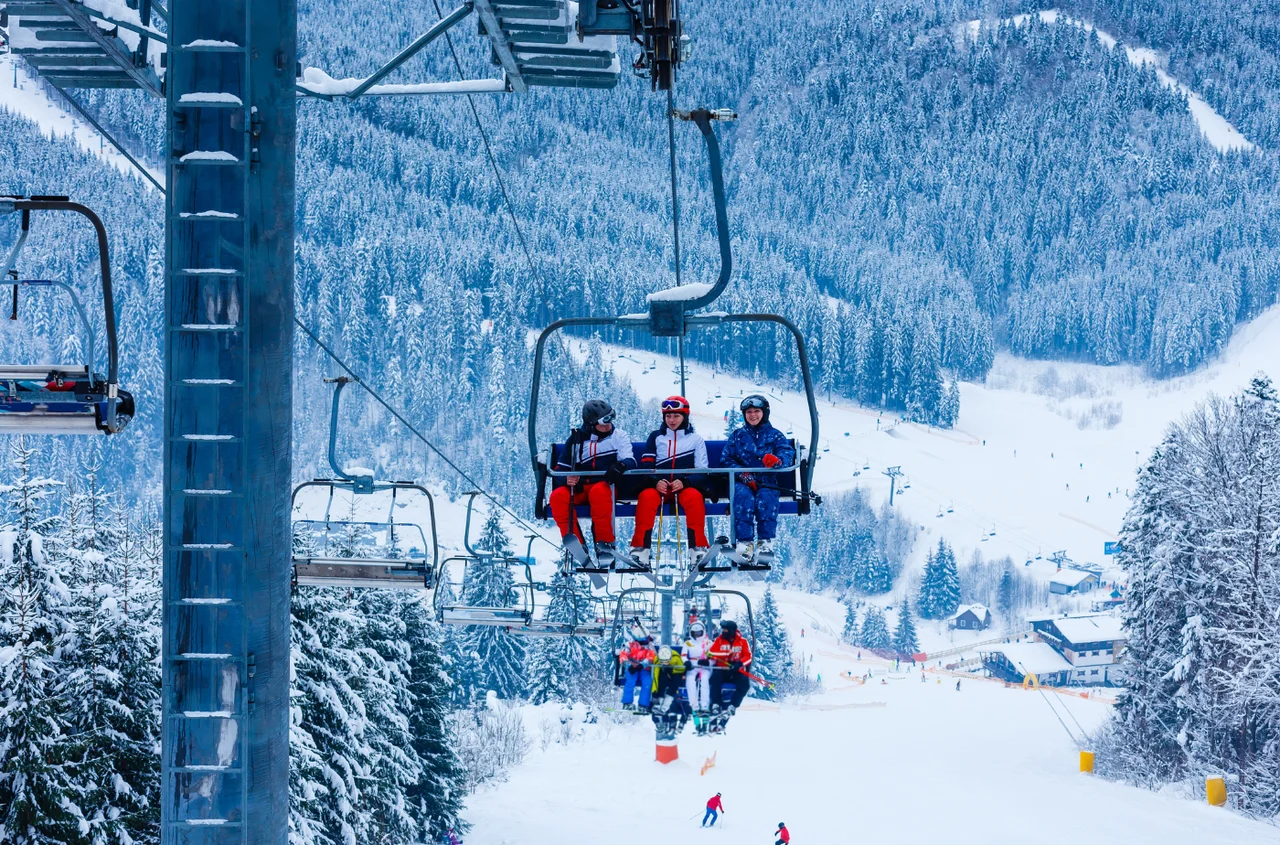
[162,0,293,841]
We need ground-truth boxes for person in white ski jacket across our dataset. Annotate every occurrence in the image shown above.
[683,619,714,712]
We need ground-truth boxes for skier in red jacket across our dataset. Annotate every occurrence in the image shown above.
[702,793,724,827]
[775,822,790,844]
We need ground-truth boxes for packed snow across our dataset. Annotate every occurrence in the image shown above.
[465,589,1277,844]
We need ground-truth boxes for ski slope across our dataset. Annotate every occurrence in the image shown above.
[961,9,1255,154]
[466,589,1275,845]
[576,303,1280,593]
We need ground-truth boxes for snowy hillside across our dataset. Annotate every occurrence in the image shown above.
[464,589,1277,845]
[580,302,1280,591]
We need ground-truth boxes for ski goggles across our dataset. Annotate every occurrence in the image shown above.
[661,399,687,412]
[595,411,615,425]
[740,395,767,409]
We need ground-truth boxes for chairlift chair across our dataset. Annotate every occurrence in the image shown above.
[0,197,133,434]
[527,110,820,576]
[290,376,438,589]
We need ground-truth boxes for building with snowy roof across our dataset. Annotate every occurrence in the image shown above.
[1048,568,1100,594]
[979,642,1072,686]
[948,604,991,631]
[1026,613,1127,686]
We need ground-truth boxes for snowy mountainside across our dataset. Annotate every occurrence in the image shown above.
[463,588,1278,845]
[582,301,1280,594]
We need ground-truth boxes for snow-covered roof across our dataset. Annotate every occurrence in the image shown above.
[951,603,990,621]
[1049,569,1097,587]
[986,643,1072,676]
[1048,614,1125,645]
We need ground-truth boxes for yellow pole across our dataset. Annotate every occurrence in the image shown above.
[1206,777,1227,807]
[1079,751,1095,773]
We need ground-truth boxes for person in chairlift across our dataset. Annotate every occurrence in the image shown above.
[720,394,794,560]
[548,398,635,561]
[628,395,710,566]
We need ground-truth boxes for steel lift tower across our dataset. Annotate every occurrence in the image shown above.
[163,1,295,840]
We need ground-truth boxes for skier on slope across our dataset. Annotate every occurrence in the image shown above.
[683,619,714,723]
[618,622,657,712]
[720,395,794,561]
[549,399,635,563]
[708,619,753,724]
[703,793,725,827]
[775,822,791,844]
[628,396,710,566]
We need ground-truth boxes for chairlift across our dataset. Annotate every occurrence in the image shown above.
[290,377,438,589]
[529,109,820,576]
[0,197,133,434]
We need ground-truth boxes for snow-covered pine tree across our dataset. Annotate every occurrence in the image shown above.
[858,605,891,651]
[723,407,743,438]
[352,590,419,843]
[290,584,373,844]
[61,470,160,845]
[996,568,1014,621]
[749,587,793,700]
[457,508,526,701]
[917,539,960,619]
[0,437,80,844]
[401,594,466,841]
[892,598,920,655]
[525,575,600,704]
[840,602,859,645]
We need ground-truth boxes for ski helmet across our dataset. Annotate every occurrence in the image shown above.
[720,619,738,638]
[740,394,770,422]
[689,621,705,637]
[661,395,691,419]
[582,398,615,427]
[658,645,673,662]
[778,823,786,829]
[629,622,647,641]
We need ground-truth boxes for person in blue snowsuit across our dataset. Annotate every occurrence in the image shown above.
[720,395,795,560]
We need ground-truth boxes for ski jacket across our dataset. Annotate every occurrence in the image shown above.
[706,795,724,812]
[708,632,752,669]
[556,426,636,475]
[720,421,795,490]
[651,651,686,692]
[683,634,713,664]
[639,422,709,493]
[619,640,656,665]
[777,825,790,843]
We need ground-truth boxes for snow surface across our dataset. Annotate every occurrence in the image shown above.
[1046,614,1126,644]
[296,67,507,97]
[0,53,165,188]
[962,9,1255,154]
[646,282,715,303]
[466,589,1276,844]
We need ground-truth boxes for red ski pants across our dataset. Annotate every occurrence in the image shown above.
[549,481,616,544]
[630,487,708,548]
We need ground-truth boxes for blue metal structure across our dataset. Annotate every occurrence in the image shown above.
[162,0,294,840]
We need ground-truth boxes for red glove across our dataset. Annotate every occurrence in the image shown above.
[747,480,759,493]
[761,453,781,468]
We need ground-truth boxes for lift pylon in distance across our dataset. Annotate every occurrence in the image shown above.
[290,376,439,589]
[0,197,134,434]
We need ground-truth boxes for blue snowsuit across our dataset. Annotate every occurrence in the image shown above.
[720,417,795,541]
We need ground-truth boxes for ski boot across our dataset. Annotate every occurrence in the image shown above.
[619,546,651,572]
[592,541,618,569]
[728,540,754,565]
[754,539,775,566]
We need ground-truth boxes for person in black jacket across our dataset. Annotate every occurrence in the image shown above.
[549,399,635,560]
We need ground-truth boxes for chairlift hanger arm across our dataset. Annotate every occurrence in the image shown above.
[665,108,733,313]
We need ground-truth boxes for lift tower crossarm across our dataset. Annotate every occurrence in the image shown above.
[345,1,475,98]
[46,0,163,96]
[472,0,528,92]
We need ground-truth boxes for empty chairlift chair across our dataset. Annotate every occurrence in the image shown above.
[0,197,134,435]
[290,377,438,589]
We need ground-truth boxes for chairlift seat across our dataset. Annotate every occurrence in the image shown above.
[292,557,433,589]
[537,439,809,519]
[438,606,532,627]
[0,365,135,434]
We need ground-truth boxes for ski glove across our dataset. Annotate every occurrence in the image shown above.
[699,658,711,667]
[730,661,743,672]
[761,453,782,468]
[605,462,628,484]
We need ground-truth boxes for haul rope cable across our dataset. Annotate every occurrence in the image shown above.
[294,316,559,552]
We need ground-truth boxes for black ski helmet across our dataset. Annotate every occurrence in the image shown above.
[720,619,738,638]
[582,398,615,427]
[740,394,770,423]
[778,822,786,828]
